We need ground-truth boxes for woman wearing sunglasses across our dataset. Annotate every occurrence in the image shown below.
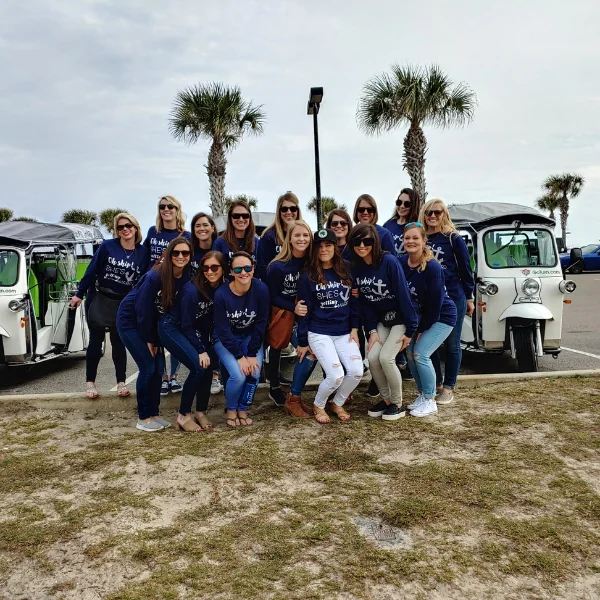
[213,200,260,273]
[257,192,302,278]
[71,213,148,400]
[189,212,218,277]
[352,194,396,254]
[117,237,192,432]
[265,220,317,416]
[383,188,421,259]
[400,223,457,417]
[419,199,475,405]
[297,229,363,424]
[350,224,418,420]
[213,252,269,427]
[325,208,353,260]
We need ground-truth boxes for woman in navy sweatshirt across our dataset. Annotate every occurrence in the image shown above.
[401,223,457,417]
[265,220,316,417]
[420,199,475,405]
[71,212,148,400]
[350,224,418,421]
[159,250,226,432]
[117,237,192,432]
[325,208,353,261]
[143,195,190,394]
[383,187,421,259]
[189,212,217,277]
[352,194,396,254]
[297,229,363,424]
[213,251,270,427]
[257,192,303,278]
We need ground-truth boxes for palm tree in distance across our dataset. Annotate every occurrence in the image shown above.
[307,196,346,227]
[169,83,266,216]
[535,194,561,222]
[0,208,13,222]
[100,208,128,234]
[541,173,585,247]
[225,194,258,212]
[61,209,99,226]
[357,64,477,201]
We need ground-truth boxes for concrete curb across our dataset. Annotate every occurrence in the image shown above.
[1,369,599,410]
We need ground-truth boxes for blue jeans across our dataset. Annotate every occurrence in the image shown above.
[158,316,213,415]
[118,327,161,420]
[407,322,454,399]
[432,296,466,389]
[157,351,180,379]
[214,336,264,412]
[290,353,318,396]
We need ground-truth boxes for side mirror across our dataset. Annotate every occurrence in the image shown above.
[43,266,58,285]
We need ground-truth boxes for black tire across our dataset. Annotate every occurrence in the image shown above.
[514,326,538,372]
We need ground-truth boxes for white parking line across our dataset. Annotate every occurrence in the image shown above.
[109,350,170,391]
[562,347,600,361]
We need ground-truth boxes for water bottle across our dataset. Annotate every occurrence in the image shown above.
[239,375,258,408]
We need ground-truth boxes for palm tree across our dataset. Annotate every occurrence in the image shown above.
[307,196,346,227]
[61,209,99,226]
[225,194,258,212]
[169,83,266,216]
[99,208,128,234]
[357,64,477,201]
[541,173,585,247]
[535,194,561,222]
[0,208,13,222]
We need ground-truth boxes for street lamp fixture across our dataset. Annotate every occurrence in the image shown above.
[307,87,324,227]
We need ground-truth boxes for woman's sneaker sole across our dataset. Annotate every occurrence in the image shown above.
[381,406,406,421]
[367,409,385,418]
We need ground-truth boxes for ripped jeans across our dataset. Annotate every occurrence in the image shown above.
[308,332,363,409]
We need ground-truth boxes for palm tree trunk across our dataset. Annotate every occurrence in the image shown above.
[559,194,569,248]
[206,140,227,216]
[403,122,427,202]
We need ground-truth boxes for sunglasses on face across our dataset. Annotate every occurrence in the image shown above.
[116,223,134,231]
[231,213,250,220]
[351,237,375,247]
[232,265,253,274]
[396,200,412,208]
[280,206,298,214]
[159,203,176,210]
[330,220,348,228]
[425,209,443,217]
[357,207,376,214]
[202,264,221,273]
[171,249,190,257]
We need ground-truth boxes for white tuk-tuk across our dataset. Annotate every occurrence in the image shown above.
[448,203,577,372]
[0,221,104,366]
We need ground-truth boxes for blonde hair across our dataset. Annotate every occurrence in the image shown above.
[419,198,457,234]
[271,220,312,264]
[156,195,186,232]
[403,223,435,272]
[113,212,142,244]
[262,192,302,245]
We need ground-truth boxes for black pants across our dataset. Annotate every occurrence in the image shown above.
[267,348,282,388]
[86,327,127,383]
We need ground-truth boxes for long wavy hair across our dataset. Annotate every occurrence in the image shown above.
[271,220,312,265]
[112,212,142,244]
[306,239,352,288]
[349,223,385,268]
[193,250,227,301]
[389,187,421,224]
[190,212,217,255]
[262,192,302,246]
[353,193,379,225]
[419,198,458,234]
[221,200,256,254]
[155,195,186,232]
[404,223,435,272]
[156,237,192,311]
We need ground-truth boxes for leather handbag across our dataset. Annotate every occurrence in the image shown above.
[266,306,295,349]
[87,287,126,330]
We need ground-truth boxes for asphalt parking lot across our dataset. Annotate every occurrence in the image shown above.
[1,274,598,397]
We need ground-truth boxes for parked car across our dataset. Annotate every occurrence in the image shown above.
[560,243,600,274]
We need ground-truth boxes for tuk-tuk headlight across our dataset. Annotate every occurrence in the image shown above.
[559,280,576,294]
[8,297,27,312]
[478,281,499,296]
[522,278,540,296]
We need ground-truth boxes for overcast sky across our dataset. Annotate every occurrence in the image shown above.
[1,0,598,245]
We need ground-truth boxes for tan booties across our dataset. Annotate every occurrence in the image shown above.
[284,393,311,418]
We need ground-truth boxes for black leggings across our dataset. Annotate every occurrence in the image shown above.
[86,327,127,383]
[267,348,282,388]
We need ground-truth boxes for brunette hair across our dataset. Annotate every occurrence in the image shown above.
[156,237,192,311]
[349,223,385,268]
[190,212,217,255]
[193,250,227,301]
[390,188,421,224]
[221,200,256,254]
[353,194,379,225]
[156,195,186,232]
[262,192,302,245]
[403,223,435,271]
[305,240,352,288]
[230,250,254,269]
[326,208,352,232]
[271,220,312,265]
[419,198,458,234]
[113,212,142,244]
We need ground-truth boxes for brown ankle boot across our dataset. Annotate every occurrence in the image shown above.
[284,393,311,418]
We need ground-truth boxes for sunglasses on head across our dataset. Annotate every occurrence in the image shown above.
[280,206,298,213]
[351,237,375,247]
[425,209,443,217]
[232,265,253,274]
[330,220,348,228]
[116,223,134,231]
[396,199,412,208]
[202,264,221,273]
[159,203,176,210]
[231,213,250,220]
[357,207,376,214]
[171,249,190,257]
[405,222,423,228]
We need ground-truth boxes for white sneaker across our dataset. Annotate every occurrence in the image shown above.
[436,389,454,405]
[211,377,223,394]
[411,399,438,418]
[281,343,297,358]
[407,394,425,411]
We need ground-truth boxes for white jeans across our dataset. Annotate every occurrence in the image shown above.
[308,332,363,409]
[367,323,406,404]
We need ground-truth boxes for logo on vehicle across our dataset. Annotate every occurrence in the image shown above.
[521,269,531,275]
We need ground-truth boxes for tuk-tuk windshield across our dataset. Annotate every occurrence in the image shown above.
[483,229,557,269]
[0,250,19,286]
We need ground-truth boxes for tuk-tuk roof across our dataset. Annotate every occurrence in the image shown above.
[0,221,105,248]
[214,212,277,235]
[449,202,555,231]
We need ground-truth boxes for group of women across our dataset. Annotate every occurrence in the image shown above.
[75,189,474,431]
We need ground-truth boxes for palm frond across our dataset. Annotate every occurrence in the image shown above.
[542,173,585,198]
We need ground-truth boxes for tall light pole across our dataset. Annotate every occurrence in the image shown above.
[307,87,324,228]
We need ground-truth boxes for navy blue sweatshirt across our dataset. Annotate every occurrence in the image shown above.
[213,235,260,273]
[190,246,213,278]
[383,219,406,258]
[353,253,418,337]
[256,228,282,279]
[180,280,219,354]
[77,239,149,300]
[213,280,270,358]
[296,266,360,347]
[374,224,395,255]
[426,232,475,302]
[266,255,306,313]
[143,226,191,267]
[337,243,352,261]
[401,255,457,333]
